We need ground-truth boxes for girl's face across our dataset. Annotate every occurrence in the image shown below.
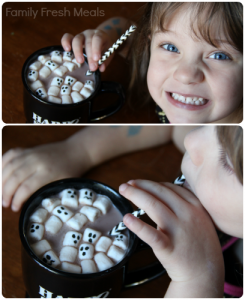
[181,126,243,238]
[147,8,243,123]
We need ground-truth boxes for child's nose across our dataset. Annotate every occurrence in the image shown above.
[173,60,204,85]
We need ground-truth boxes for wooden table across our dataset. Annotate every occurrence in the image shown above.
[2,2,159,124]
[2,126,183,298]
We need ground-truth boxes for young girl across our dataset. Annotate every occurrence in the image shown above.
[61,2,243,123]
[2,126,243,297]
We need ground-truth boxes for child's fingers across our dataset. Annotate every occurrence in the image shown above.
[72,33,85,64]
[2,156,28,187]
[119,183,175,228]
[2,148,23,170]
[128,180,192,214]
[10,173,49,212]
[123,214,171,253]
[61,33,74,52]
[91,30,104,61]
[2,163,36,208]
[84,34,97,71]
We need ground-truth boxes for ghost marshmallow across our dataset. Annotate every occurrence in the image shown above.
[63,231,82,248]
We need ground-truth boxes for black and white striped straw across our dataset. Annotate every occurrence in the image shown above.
[109,174,186,236]
[86,25,137,76]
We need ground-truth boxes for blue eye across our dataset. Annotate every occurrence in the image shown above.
[210,52,230,60]
[163,44,179,53]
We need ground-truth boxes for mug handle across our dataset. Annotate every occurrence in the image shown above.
[89,81,125,122]
[123,239,166,288]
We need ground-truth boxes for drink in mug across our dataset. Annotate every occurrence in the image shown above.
[26,187,129,275]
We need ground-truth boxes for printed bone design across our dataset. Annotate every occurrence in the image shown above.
[86,25,137,76]
[109,208,145,236]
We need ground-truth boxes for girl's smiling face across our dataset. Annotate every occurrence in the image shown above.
[181,126,243,238]
[147,8,243,123]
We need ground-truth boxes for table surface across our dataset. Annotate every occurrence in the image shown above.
[2,2,159,124]
[2,125,184,298]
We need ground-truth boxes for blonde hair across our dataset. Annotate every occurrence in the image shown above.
[128,2,243,121]
[217,126,243,184]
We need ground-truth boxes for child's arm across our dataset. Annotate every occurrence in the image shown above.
[2,126,173,212]
[61,17,135,73]
[120,180,225,298]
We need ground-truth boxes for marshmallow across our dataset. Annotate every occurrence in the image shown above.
[42,250,60,268]
[28,223,44,241]
[38,54,51,64]
[94,253,114,272]
[60,246,78,262]
[64,76,77,86]
[39,66,51,78]
[35,87,47,99]
[62,95,73,104]
[93,196,112,214]
[42,198,61,213]
[78,243,94,260]
[29,61,42,71]
[80,206,101,222]
[66,213,88,231]
[63,62,76,72]
[63,231,82,248]
[80,87,93,99]
[51,51,63,63]
[30,208,48,223]
[95,236,112,253]
[53,206,74,222]
[61,262,81,274]
[60,85,71,95]
[83,228,101,244]
[81,260,97,274]
[61,189,78,208]
[107,245,125,262]
[50,77,64,87]
[113,234,128,250]
[30,80,43,91]
[72,58,82,68]
[48,96,62,104]
[72,81,84,92]
[84,80,95,91]
[79,189,96,206]
[31,239,51,256]
[45,60,59,71]
[48,86,60,97]
[27,70,38,81]
[63,51,74,61]
[45,215,63,234]
[54,66,68,76]
[71,91,85,103]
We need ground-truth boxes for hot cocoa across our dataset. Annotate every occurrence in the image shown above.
[26,50,96,104]
[26,188,129,274]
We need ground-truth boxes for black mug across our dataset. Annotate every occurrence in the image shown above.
[19,178,166,298]
[22,46,125,123]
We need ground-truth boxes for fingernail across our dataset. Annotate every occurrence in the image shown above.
[90,63,96,70]
[127,180,135,185]
[123,214,132,224]
[119,183,128,193]
[2,200,8,207]
[93,54,99,61]
[77,56,84,63]
[11,205,18,212]
[65,46,70,51]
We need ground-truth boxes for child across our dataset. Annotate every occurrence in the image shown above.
[61,2,243,123]
[2,126,243,297]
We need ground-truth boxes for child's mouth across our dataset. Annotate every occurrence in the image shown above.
[170,92,208,106]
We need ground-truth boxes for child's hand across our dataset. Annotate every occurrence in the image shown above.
[2,140,91,212]
[61,30,114,73]
[119,180,224,296]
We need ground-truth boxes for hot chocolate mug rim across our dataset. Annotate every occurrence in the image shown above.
[19,178,139,279]
[22,46,101,107]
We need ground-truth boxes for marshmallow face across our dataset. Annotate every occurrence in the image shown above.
[51,51,63,64]
[61,189,78,208]
[42,250,60,268]
[63,51,74,61]
[35,87,47,99]
[78,243,94,260]
[50,77,64,87]
[45,60,59,71]
[28,223,45,241]
[64,76,77,86]
[61,85,71,95]
[52,206,74,222]
[84,80,94,91]
[113,234,128,250]
[83,228,101,244]
[79,189,96,205]
[63,231,82,248]
[27,70,38,81]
